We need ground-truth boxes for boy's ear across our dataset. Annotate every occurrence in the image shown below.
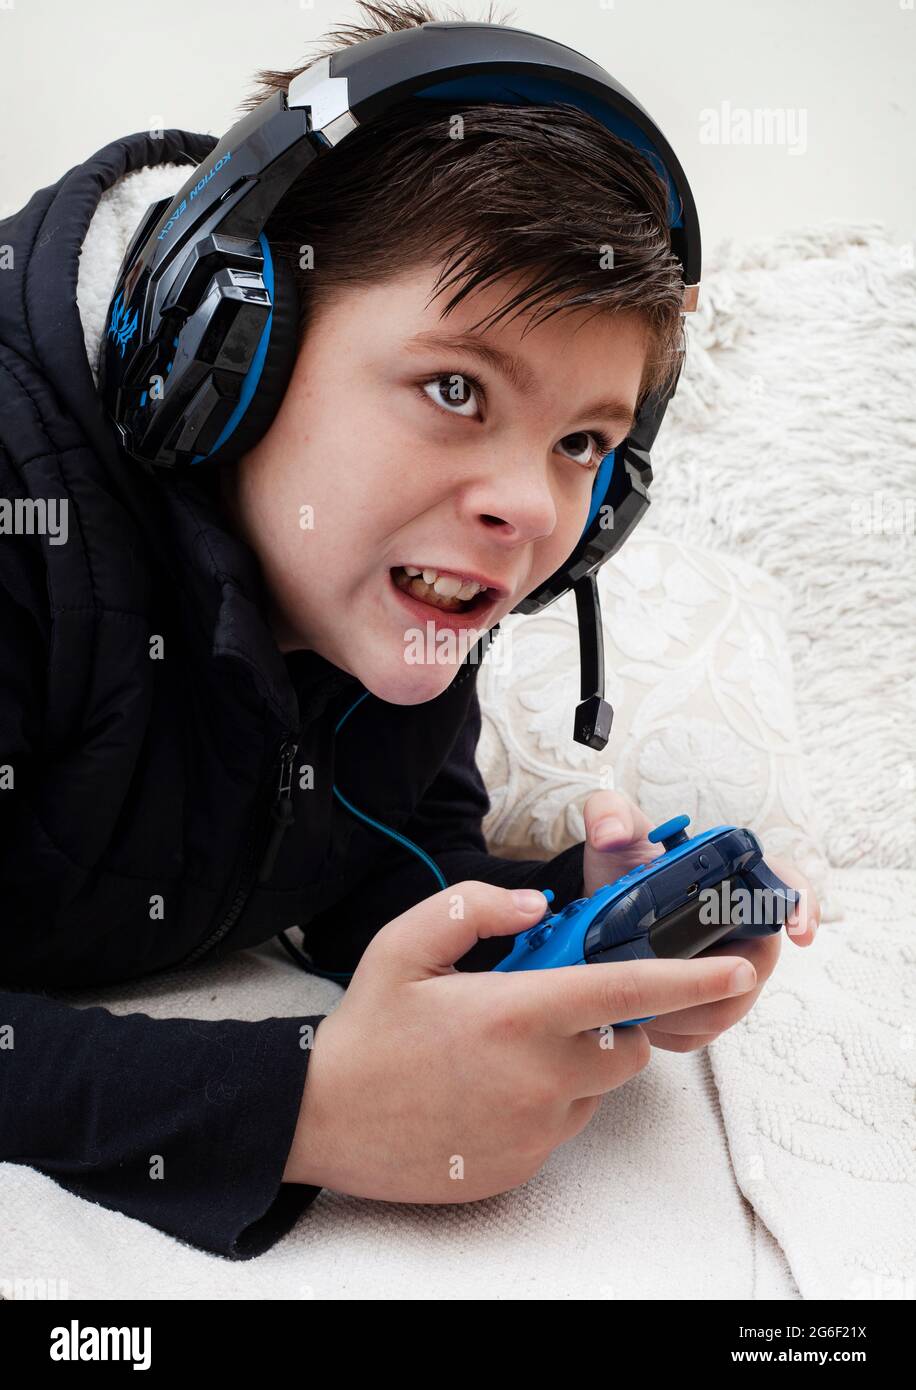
[201,251,301,469]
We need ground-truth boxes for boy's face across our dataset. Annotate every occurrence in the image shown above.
[222,260,647,706]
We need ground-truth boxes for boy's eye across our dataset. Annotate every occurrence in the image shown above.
[421,372,480,417]
[418,369,614,472]
[556,431,613,471]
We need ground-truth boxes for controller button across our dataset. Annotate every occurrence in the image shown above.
[697,854,709,869]
[527,925,554,951]
[648,814,691,852]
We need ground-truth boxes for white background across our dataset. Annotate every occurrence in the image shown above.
[0,0,913,255]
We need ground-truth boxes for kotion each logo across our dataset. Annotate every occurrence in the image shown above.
[107,290,139,358]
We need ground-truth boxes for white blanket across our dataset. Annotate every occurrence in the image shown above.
[2,866,912,1300]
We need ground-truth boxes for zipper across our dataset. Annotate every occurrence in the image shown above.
[257,736,299,884]
[174,730,298,968]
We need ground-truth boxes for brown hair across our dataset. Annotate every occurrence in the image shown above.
[237,0,687,406]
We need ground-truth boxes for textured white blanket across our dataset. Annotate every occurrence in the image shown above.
[2,867,911,1300]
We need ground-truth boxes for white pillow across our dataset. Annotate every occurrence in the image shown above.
[646,224,916,870]
[476,529,836,918]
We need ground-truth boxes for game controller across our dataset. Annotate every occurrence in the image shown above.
[493,816,799,1028]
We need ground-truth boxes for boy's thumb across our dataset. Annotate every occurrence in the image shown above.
[372,879,551,980]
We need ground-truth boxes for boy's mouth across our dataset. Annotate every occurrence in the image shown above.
[390,565,499,615]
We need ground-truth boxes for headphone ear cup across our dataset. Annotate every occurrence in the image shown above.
[200,249,301,467]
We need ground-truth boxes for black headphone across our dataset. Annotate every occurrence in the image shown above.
[99,19,701,750]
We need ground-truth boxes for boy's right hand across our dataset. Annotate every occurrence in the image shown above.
[282,880,758,1201]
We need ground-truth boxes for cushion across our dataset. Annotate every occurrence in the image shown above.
[477,529,836,918]
[646,223,916,869]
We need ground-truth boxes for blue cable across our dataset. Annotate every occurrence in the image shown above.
[333,689,371,734]
[332,782,448,891]
[293,688,450,984]
[332,689,448,891]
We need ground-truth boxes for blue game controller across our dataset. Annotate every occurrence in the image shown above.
[493,815,799,1028]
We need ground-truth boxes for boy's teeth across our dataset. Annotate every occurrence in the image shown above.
[392,564,489,612]
[432,575,463,598]
[399,565,485,597]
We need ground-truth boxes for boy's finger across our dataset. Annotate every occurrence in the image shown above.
[643,936,777,1033]
[514,955,758,1037]
[769,855,819,945]
[374,879,550,979]
[642,1026,720,1053]
[583,790,651,848]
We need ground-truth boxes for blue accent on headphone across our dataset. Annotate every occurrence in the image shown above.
[189,231,276,465]
[584,448,616,536]
[414,75,683,229]
[106,289,140,357]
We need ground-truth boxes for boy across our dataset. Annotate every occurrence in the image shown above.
[0,1,818,1259]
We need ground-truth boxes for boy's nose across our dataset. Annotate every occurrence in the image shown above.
[463,462,561,548]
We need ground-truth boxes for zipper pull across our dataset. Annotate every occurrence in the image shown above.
[258,737,299,884]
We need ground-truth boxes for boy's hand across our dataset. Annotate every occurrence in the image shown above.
[582,791,820,1052]
[282,880,760,1200]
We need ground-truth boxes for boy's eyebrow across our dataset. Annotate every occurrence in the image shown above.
[404,330,638,433]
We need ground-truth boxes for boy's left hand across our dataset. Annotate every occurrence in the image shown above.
[581,791,820,1052]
